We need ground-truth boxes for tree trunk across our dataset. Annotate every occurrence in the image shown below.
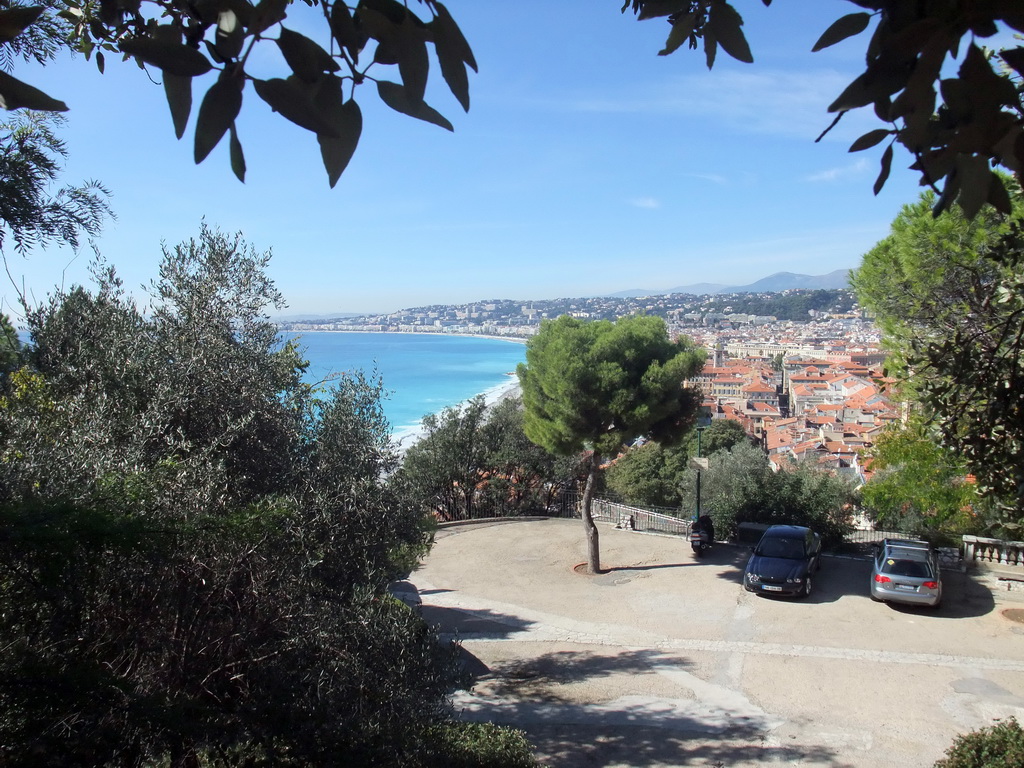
[581,451,601,574]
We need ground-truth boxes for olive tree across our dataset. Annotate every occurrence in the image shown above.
[0,225,477,767]
[398,394,584,521]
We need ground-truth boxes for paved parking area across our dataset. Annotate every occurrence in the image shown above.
[397,518,1024,768]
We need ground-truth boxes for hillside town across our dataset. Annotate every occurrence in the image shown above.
[686,334,893,489]
[280,288,895,489]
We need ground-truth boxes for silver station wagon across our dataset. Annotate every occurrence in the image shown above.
[870,539,942,608]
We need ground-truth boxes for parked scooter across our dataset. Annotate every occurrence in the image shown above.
[690,515,715,556]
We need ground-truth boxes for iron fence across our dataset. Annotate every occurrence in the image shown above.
[553,497,964,568]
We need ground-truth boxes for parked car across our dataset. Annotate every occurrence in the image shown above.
[742,525,822,598]
[870,539,942,608]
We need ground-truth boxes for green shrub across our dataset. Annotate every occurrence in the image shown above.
[423,721,538,768]
[935,718,1024,768]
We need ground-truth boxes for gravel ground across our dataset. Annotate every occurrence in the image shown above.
[395,518,1024,768]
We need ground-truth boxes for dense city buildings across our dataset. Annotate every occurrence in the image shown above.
[279,288,894,487]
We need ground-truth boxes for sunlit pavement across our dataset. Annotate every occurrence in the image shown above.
[395,518,1024,768]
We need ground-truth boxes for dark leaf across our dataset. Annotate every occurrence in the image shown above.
[827,70,876,112]
[811,12,871,52]
[433,27,469,110]
[987,173,1012,215]
[1000,13,1024,34]
[960,43,1020,111]
[993,127,1023,174]
[229,123,245,182]
[356,5,396,40]
[703,30,717,69]
[430,3,476,111]
[955,155,993,220]
[194,71,243,163]
[163,72,193,139]
[253,76,338,135]
[433,4,476,71]
[873,143,892,195]
[359,0,408,25]
[204,38,227,65]
[0,70,68,111]
[314,77,362,187]
[96,50,105,74]
[970,18,999,37]
[330,2,367,62]
[376,80,453,130]
[252,0,287,34]
[933,170,959,216]
[659,13,697,56]
[0,6,43,44]
[848,128,890,152]
[120,36,213,77]
[637,0,688,20]
[373,40,400,65]
[277,27,339,84]
[709,1,753,64]
[1001,47,1024,79]
[396,14,429,103]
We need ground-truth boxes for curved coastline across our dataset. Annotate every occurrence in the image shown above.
[392,375,522,454]
[282,330,524,456]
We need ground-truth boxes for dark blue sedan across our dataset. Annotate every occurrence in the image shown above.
[742,525,821,598]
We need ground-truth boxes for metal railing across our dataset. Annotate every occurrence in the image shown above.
[552,497,1021,573]
[590,498,692,536]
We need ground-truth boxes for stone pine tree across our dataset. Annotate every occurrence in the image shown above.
[517,314,704,574]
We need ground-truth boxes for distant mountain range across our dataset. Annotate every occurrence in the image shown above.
[607,269,852,298]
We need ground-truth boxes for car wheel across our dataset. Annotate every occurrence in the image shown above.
[802,576,812,598]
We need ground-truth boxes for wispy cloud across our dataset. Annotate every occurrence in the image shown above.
[680,172,728,185]
[630,197,661,209]
[557,69,878,143]
[804,158,871,182]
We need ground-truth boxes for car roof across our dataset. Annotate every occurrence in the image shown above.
[763,525,811,537]
[882,538,930,549]
[881,543,933,561]
[882,539,932,555]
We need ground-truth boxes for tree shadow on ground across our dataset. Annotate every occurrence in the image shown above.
[458,648,852,766]
[881,568,996,620]
[392,579,536,638]
[712,547,872,603]
[603,540,749,575]
[481,648,691,704]
[516,722,853,768]
[603,562,692,572]
[418,603,536,639]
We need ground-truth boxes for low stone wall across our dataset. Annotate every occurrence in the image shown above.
[963,535,1024,570]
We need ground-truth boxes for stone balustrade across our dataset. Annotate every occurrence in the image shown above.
[962,535,1024,569]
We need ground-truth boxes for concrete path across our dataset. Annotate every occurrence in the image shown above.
[397,518,1024,768]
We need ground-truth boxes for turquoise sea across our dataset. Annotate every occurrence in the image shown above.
[287,332,527,441]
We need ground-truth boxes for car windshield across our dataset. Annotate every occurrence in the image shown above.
[881,557,933,579]
[756,537,805,559]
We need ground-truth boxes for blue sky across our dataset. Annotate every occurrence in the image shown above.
[4,1,940,317]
